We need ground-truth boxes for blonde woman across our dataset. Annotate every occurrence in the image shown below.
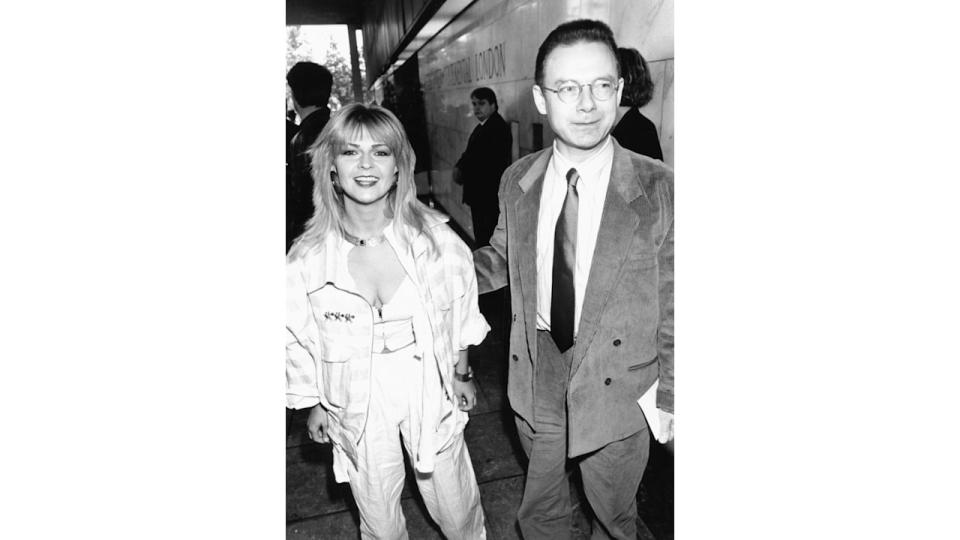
[286,104,489,539]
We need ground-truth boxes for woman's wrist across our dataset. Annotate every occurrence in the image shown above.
[453,365,474,382]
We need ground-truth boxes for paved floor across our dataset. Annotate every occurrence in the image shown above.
[286,286,674,539]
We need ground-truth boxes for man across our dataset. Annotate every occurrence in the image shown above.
[454,87,512,247]
[473,19,674,539]
[285,107,300,194]
[286,61,333,251]
[286,107,300,150]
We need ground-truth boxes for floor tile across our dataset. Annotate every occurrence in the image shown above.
[286,443,353,521]
[463,411,526,483]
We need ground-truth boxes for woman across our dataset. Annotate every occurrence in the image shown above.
[286,103,489,539]
[611,47,664,161]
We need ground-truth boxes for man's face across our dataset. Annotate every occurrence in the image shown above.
[533,41,623,161]
[471,98,496,123]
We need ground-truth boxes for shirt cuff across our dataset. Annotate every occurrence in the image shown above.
[286,391,320,410]
[458,313,491,349]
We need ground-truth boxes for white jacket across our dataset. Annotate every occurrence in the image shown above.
[286,215,489,480]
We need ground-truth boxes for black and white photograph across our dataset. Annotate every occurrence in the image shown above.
[4,1,960,539]
[285,1,674,538]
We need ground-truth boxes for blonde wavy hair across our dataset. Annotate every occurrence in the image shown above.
[288,104,444,261]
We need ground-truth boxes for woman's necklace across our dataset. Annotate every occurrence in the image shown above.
[341,225,388,247]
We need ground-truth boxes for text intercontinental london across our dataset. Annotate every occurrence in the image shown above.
[424,42,506,90]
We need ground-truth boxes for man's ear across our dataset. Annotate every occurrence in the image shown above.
[532,85,547,115]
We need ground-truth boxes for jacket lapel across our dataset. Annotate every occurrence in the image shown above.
[515,149,552,357]
[571,143,646,375]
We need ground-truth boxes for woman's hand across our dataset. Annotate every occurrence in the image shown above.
[452,379,477,411]
[306,405,330,444]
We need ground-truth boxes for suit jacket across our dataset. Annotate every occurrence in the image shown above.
[456,111,512,208]
[287,107,331,250]
[474,139,674,458]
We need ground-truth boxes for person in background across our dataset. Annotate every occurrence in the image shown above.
[286,107,300,150]
[286,106,300,194]
[286,61,333,252]
[611,47,664,161]
[473,19,674,540]
[454,87,513,247]
[286,104,489,539]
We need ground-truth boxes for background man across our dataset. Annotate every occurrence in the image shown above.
[454,87,512,247]
[286,61,333,251]
[473,19,674,540]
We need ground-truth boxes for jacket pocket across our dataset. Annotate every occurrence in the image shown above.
[320,343,351,408]
[627,356,658,371]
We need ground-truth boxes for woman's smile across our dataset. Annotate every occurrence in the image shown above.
[333,131,398,207]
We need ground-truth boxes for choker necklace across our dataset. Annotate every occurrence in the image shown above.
[342,228,387,247]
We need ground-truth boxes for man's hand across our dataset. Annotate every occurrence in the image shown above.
[658,410,675,444]
[306,405,330,444]
[452,379,477,411]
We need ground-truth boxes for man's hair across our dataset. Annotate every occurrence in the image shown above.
[470,87,498,107]
[286,62,333,108]
[618,47,654,108]
[535,19,619,86]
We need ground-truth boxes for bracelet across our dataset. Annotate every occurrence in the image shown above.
[453,366,474,382]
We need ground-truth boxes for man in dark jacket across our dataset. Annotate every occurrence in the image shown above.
[454,87,512,247]
[286,62,333,251]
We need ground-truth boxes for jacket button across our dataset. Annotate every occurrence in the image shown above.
[513,314,517,321]
[512,354,518,361]
[604,378,612,385]
[613,339,621,346]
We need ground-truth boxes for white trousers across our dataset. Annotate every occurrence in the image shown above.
[345,345,487,540]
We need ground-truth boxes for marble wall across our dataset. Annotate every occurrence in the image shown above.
[416,0,674,239]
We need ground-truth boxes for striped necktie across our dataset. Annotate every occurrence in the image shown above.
[551,168,579,352]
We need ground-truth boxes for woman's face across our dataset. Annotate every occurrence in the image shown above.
[332,129,399,209]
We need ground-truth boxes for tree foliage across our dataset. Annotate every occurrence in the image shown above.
[286,26,374,112]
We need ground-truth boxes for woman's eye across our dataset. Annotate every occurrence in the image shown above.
[375,150,392,157]
[341,150,358,156]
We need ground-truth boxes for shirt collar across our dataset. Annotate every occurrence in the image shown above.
[550,135,614,185]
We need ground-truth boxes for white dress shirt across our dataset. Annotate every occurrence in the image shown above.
[536,136,614,334]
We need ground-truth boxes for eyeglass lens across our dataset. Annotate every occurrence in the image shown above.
[557,80,616,102]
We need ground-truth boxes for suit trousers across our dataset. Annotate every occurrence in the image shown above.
[515,331,650,540]
[469,201,499,248]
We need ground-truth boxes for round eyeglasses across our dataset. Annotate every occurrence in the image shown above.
[540,79,619,103]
